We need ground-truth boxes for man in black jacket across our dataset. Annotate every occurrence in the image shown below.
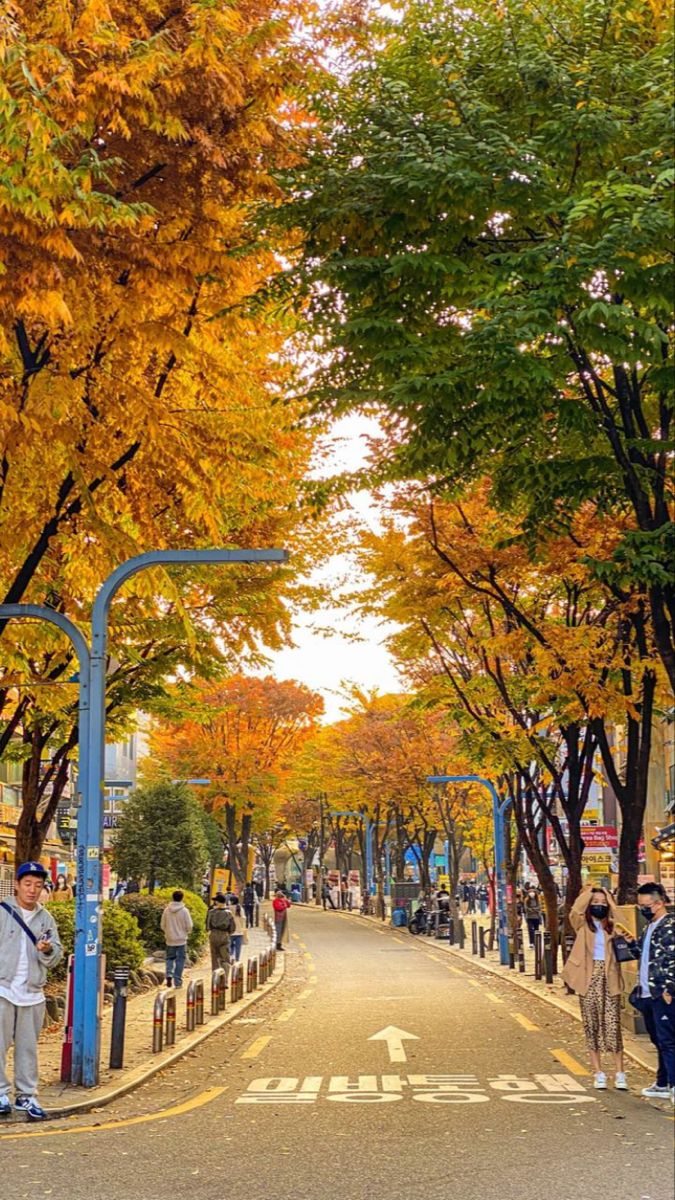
[625,883,675,1101]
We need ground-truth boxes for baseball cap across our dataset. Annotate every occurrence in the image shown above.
[17,861,48,880]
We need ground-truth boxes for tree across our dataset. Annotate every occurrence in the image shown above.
[148,675,324,887]
[0,0,319,857]
[112,781,209,893]
[269,0,674,691]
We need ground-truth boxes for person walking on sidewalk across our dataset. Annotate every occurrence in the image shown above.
[0,862,63,1121]
[273,889,291,950]
[206,894,235,974]
[563,884,627,1091]
[322,880,336,911]
[160,890,193,988]
[228,899,247,963]
[242,881,256,929]
[523,887,542,947]
[620,882,675,1102]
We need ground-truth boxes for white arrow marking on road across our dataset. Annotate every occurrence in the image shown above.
[368,1026,419,1063]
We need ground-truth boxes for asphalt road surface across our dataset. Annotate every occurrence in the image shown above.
[2,908,673,1200]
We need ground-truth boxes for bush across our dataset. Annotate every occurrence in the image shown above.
[45,900,144,978]
[102,903,144,972]
[120,889,208,959]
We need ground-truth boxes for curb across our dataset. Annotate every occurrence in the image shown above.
[40,952,286,1119]
[332,909,657,1074]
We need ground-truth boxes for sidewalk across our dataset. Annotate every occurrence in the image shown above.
[5,924,282,1118]
[337,908,659,1075]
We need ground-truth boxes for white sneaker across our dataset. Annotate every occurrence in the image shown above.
[614,1072,628,1090]
[594,1072,607,1089]
[641,1082,670,1098]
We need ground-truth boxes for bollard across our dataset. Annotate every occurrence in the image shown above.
[517,929,526,973]
[236,962,244,1000]
[165,991,177,1046]
[478,927,486,959]
[153,991,166,1053]
[261,951,269,984]
[544,931,554,984]
[218,968,227,1011]
[195,978,205,1024]
[534,931,543,980]
[471,921,478,955]
[447,917,454,945]
[230,963,240,1004]
[457,919,465,950]
[109,966,130,1069]
[212,968,226,1015]
[186,980,196,1032]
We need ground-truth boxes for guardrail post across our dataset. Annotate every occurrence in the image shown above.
[165,992,177,1047]
[153,991,166,1053]
[186,981,196,1031]
[109,966,130,1069]
[195,978,205,1024]
[212,968,225,1015]
[544,931,554,984]
[534,931,542,980]
[471,921,478,955]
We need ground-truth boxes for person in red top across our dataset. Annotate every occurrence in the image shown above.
[272,889,291,951]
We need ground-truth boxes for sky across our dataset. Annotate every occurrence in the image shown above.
[267,414,402,723]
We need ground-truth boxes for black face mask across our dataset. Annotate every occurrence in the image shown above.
[639,905,655,920]
[589,904,609,919]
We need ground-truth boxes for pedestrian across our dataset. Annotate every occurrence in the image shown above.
[272,888,291,950]
[523,886,542,947]
[477,884,488,916]
[467,883,477,914]
[228,899,247,963]
[51,874,73,902]
[322,880,335,911]
[0,861,63,1121]
[160,890,193,989]
[563,884,627,1090]
[242,880,256,929]
[206,894,235,974]
[620,882,675,1101]
[125,878,140,895]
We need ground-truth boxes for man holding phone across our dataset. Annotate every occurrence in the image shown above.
[0,861,63,1121]
[619,882,675,1101]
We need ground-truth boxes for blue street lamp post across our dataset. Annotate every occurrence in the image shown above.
[0,547,287,1086]
[427,774,512,966]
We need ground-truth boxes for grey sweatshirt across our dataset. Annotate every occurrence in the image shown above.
[160,901,193,947]
[0,898,63,994]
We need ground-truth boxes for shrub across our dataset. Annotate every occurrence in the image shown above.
[119,894,164,953]
[45,900,144,978]
[102,903,144,972]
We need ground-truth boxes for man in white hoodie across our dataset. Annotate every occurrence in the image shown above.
[160,891,193,988]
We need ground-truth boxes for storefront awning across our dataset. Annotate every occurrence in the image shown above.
[651,822,675,850]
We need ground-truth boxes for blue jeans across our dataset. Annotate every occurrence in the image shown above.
[230,935,243,962]
[166,944,186,986]
[643,996,675,1087]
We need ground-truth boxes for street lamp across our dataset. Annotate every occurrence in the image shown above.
[427,774,512,966]
[0,546,287,1085]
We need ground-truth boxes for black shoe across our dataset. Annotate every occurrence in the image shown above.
[165,978,173,988]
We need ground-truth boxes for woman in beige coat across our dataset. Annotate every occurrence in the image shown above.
[562,884,627,1091]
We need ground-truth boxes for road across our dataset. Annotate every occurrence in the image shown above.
[2,908,673,1200]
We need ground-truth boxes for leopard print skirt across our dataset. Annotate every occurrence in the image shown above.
[580,961,623,1053]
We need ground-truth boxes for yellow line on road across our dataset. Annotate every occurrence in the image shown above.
[426,954,441,962]
[484,991,504,1005]
[298,988,314,1000]
[393,936,406,944]
[298,941,308,949]
[551,1048,590,1076]
[241,1036,272,1060]
[292,934,300,941]
[277,1008,296,1023]
[0,1087,226,1142]
[308,975,318,984]
[446,966,465,977]
[303,952,313,961]
[511,1012,540,1032]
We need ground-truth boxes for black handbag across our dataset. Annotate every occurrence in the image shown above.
[612,933,634,963]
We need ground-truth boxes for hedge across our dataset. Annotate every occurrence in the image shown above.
[45,900,144,980]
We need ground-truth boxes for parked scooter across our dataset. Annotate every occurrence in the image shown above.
[408,905,429,935]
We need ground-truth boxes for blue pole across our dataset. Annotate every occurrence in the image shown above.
[79,547,288,1086]
[428,774,512,966]
[0,605,92,1084]
[365,816,374,895]
[384,841,391,897]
